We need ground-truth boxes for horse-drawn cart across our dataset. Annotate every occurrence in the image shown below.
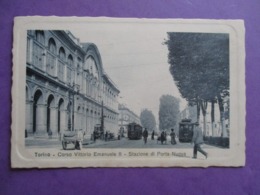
[61,130,84,150]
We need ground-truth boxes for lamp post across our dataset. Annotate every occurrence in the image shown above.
[69,82,79,131]
[101,99,104,135]
[72,89,75,131]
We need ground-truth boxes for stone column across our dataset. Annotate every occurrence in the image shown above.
[55,60,59,78]
[42,48,47,72]
[81,111,84,130]
[82,74,86,95]
[74,110,79,131]
[85,111,88,134]
[26,100,33,134]
[27,38,33,64]
[50,106,58,134]
[64,64,67,84]
[86,111,90,134]
[82,109,86,131]
[78,111,82,130]
[90,111,94,132]
[60,108,67,134]
[36,103,47,136]
[66,110,71,131]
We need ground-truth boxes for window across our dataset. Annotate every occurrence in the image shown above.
[77,57,81,75]
[57,47,66,81]
[86,56,98,79]
[58,61,64,81]
[35,30,45,45]
[26,38,30,62]
[68,55,73,67]
[48,38,56,54]
[46,39,56,75]
[59,47,66,61]
[32,43,44,69]
[46,53,55,76]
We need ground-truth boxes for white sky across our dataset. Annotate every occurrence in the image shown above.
[70,22,187,124]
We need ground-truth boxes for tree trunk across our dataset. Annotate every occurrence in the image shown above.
[218,95,227,137]
[200,100,207,136]
[197,100,200,122]
[211,100,215,136]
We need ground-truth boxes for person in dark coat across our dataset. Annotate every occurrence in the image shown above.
[151,131,155,140]
[93,131,96,142]
[105,131,108,141]
[170,129,176,145]
[143,128,148,144]
[191,123,208,159]
[161,131,165,144]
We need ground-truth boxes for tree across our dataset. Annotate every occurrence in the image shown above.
[140,109,156,131]
[165,33,229,137]
[159,95,180,130]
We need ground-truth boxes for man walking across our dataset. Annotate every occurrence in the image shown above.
[191,123,208,159]
[170,129,176,145]
[143,128,148,144]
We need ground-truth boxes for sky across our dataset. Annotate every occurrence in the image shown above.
[70,21,187,125]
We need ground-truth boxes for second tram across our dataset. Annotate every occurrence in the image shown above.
[179,119,195,142]
[127,122,143,140]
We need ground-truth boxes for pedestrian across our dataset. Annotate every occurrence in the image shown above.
[143,128,148,144]
[170,129,176,145]
[151,130,155,140]
[105,131,108,141]
[160,131,165,144]
[191,123,208,159]
[93,131,96,142]
[165,131,167,144]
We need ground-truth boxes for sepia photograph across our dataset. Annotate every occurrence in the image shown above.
[12,17,245,167]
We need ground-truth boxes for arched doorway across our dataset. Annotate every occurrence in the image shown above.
[58,98,64,133]
[33,90,43,133]
[47,94,55,133]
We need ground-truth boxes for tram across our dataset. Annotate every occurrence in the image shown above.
[127,122,143,140]
[178,119,195,142]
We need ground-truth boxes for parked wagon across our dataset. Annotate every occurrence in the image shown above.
[61,130,84,150]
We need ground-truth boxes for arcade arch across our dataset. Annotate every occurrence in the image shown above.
[58,98,65,133]
[46,94,55,133]
[33,89,44,133]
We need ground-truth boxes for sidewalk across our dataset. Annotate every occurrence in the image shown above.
[25,134,119,147]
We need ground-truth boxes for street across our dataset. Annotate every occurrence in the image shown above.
[26,135,218,149]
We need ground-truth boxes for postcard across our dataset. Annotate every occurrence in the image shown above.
[11,17,245,168]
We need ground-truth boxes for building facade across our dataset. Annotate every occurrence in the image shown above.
[118,104,140,132]
[26,30,120,137]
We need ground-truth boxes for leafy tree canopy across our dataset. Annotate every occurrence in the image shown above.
[140,109,156,131]
[159,95,180,130]
[165,33,229,103]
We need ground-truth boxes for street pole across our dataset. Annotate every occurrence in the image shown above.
[71,82,78,132]
[68,89,71,131]
[72,89,75,131]
[101,99,104,136]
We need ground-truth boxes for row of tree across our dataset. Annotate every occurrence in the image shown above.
[164,33,229,137]
[140,95,180,132]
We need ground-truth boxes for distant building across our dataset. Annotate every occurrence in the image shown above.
[26,30,120,137]
[118,104,140,132]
